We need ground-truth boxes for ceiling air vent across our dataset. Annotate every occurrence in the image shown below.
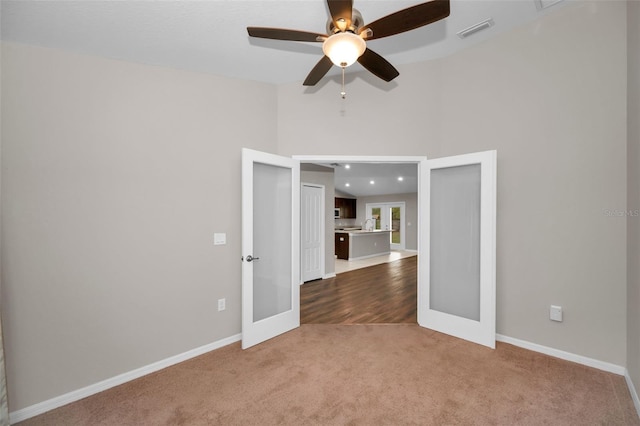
[456,18,495,39]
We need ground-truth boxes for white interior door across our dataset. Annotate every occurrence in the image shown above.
[242,148,300,349]
[301,183,324,283]
[418,150,497,348]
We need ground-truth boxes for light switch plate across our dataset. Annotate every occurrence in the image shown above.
[214,233,226,245]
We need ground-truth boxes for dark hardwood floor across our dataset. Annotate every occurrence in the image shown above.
[300,256,417,324]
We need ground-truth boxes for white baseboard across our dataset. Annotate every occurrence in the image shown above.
[625,370,640,418]
[299,272,336,284]
[348,252,391,261]
[496,334,626,375]
[9,333,242,424]
[496,334,640,418]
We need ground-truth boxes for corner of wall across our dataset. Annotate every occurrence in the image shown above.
[627,0,640,410]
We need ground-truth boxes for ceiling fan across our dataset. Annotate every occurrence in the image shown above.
[247,0,450,95]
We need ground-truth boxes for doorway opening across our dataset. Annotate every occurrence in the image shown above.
[297,156,422,325]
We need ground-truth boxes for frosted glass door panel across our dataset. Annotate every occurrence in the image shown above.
[429,164,481,321]
[253,162,292,322]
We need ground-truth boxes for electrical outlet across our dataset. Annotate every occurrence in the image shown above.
[218,298,226,311]
[550,305,563,322]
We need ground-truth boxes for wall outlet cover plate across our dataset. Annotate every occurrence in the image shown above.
[214,233,226,245]
[550,305,563,322]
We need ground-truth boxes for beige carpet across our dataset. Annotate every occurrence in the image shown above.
[18,324,640,425]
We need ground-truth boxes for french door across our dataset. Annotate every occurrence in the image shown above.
[419,151,497,348]
[242,151,496,350]
[365,202,406,250]
[241,148,300,349]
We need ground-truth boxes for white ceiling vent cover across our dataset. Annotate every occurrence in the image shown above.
[457,18,495,39]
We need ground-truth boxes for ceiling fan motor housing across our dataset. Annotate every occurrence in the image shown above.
[327,8,364,34]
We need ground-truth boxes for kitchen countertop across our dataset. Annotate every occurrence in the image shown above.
[335,229,393,235]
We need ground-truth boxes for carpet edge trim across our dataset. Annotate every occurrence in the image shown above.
[8,333,242,424]
[496,334,625,374]
[624,369,640,418]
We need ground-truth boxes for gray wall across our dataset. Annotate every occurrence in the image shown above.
[1,43,278,410]
[0,33,7,424]
[334,189,355,198]
[301,170,335,277]
[278,2,628,366]
[355,193,418,251]
[628,0,640,402]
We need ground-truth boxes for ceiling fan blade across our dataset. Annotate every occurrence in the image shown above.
[357,48,399,82]
[359,0,450,41]
[303,56,334,86]
[247,27,326,43]
[327,0,353,31]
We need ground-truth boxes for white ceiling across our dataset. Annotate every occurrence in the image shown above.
[1,0,567,86]
[332,162,418,197]
[303,162,418,197]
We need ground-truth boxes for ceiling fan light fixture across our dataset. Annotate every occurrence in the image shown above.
[248,0,451,87]
[322,32,366,67]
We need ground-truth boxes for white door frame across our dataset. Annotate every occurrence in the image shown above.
[301,182,325,283]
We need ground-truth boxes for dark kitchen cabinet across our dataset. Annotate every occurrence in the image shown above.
[335,197,356,219]
[335,232,349,260]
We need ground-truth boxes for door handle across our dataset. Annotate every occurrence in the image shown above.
[244,255,259,262]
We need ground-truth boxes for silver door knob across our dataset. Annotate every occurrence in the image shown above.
[245,255,259,262]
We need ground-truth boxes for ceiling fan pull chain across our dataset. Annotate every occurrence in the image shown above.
[341,66,346,99]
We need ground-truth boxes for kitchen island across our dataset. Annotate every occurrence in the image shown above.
[335,229,392,261]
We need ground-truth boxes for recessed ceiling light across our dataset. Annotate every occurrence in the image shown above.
[398,176,404,181]
[345,183,350,187]
[345,164,351,169]
[370,180,375,185]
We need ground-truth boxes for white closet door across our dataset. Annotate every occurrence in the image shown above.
[301,183,324,282]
